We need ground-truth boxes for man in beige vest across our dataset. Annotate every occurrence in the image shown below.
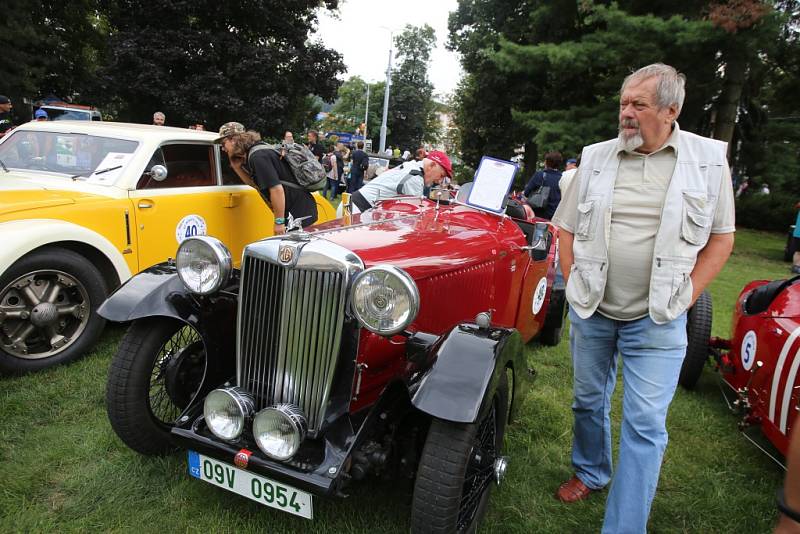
[552,64,735,533]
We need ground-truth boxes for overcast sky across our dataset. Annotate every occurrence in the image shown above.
[313,0,463,98]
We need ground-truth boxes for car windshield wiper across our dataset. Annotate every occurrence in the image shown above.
[93,164,123,176]
[70,164,123,181]
[0,158,8,173]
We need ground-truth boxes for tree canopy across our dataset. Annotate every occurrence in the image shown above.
[449,0,800,195]
[321,76,385,145]
[0,0,345,135]
[387,24,440,150]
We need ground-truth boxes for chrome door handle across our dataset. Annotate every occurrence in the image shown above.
[138,201,154,209]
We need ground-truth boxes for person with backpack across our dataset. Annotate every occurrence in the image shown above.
[340,150,452,216]
[523,151,563,220]
[216,122,318,234]
[349,141,369,193]
[322,145,340,200]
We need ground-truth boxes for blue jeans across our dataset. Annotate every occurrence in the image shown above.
[322,177,339,200]
[348,173,363,193]
[569,307,687,534]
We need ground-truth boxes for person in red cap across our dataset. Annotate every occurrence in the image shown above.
[342,150,452,215]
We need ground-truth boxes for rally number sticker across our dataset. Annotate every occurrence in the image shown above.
[176,214,208,244]
[741,330,757,371]
[532,277,548,315]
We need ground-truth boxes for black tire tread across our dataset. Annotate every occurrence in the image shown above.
[411,422,476,531]
[410,373,509,533]
[679,290,713,390]
[536,289,565,347]
[106,317,182,455]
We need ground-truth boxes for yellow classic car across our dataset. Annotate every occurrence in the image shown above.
[0,121,335,374]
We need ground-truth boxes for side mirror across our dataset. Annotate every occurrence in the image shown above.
[530,222,551,261]
[148,164,168,181]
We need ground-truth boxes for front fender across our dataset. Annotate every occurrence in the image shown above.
[97,262,191,322]
[99,262,239,410]
[410,324,527,424]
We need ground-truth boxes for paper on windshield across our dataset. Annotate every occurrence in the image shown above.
[85,152,134,185]
[466,156,518,214]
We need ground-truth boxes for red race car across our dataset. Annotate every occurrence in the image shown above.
[98,186,565,531]
[680,277,800,462]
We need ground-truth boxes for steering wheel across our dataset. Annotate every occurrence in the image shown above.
[27,156,50,171]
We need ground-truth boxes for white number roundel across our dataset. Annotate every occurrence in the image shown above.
[532,277,548,315]
[740,330,757,371]
[176,214,208,244]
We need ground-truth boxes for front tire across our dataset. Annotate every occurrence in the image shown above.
[411,372,509,533]
[679,290,713,390]
[0,248,108,374]
[106,317,206,455]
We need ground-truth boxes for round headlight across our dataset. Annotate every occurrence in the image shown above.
[351,265,419,336]
[203,387,254,441]
[252,404,308,461]
[176,236,232,295]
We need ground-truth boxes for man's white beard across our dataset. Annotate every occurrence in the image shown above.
[618,129,644,152]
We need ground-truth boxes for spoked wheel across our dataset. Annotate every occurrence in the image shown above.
[411,373,509,533]
[106,317,206,455]
[0,248,107,374]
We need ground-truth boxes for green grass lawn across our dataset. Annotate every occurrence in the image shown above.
[0,228,791,533]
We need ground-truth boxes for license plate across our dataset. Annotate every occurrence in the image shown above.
[188,451,313,519]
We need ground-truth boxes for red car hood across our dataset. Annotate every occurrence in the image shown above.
[312,200,511,279]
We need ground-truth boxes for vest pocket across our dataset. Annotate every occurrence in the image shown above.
[576,201,595,241]
[668,269,693,316]
[566,258,605,307]
[680,191,711,246]
[652,256,695,322]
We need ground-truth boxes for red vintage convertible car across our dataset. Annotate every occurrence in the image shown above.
[680,277,800,461]
[98,188,565,532]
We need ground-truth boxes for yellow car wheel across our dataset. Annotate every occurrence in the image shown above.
[0,248,108,374]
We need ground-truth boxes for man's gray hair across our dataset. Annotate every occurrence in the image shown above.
[153,111,165,119]
[621,63,686,113]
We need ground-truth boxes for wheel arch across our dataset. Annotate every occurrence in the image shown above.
[410,325,528,424]
[30,241,121,293]
[0,219,131,289]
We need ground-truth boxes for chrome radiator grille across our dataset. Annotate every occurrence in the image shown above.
[236,248,350,432]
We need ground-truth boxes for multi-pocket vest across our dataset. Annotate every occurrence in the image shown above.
[566,128,728,324]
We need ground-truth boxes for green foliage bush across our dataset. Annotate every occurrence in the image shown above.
[735,192,796,232]
[452,162,476,185]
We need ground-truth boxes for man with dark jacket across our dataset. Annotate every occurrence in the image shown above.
[0,96,14,137]
[349,141,369,193]
[306,130,324,163]
[523,151,563,220]
[216,122,317,234]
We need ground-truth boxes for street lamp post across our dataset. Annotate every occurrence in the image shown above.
[379,31,393,154]
[363,83,370,141]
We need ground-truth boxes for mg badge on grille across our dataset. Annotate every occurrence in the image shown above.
[234,449,252,469]
[279,245,294,264]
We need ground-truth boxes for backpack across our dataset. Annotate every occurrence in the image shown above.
[248,142,327,192]
[323,155,333,172]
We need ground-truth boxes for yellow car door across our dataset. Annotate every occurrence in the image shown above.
[217,151,275,265]
[130,143,233,271]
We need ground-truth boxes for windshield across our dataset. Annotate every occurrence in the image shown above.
[0,130,139,181]
[44,108,96,121]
